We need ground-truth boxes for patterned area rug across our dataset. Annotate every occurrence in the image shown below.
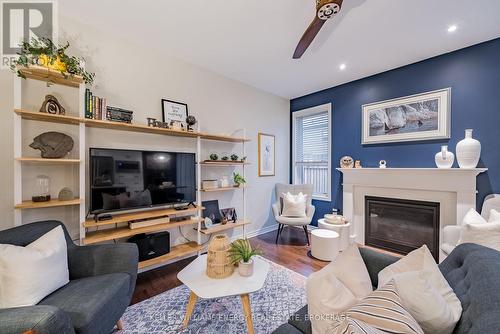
[119,257,306,334]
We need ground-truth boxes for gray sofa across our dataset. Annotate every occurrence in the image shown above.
[273,243,500,334]
[0,220,139,334]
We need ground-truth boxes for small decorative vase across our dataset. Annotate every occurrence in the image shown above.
[435,145,455,168]
[456,129,481,169]
[238,259,254,277]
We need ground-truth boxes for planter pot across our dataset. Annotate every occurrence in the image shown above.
[238,259,254,277]
[456,129,481,169]
[435,145,455,168]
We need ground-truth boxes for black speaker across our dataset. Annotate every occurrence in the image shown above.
[128,232,170,262]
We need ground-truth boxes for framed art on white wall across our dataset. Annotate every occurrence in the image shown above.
[258,133,275,176]
[362,88,451,145]
[162,99,188,128]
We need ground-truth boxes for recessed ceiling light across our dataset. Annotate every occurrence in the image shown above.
[448,25,458,33]
[339,63,346,71]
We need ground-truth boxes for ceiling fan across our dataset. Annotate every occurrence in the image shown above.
[293,0,343,59]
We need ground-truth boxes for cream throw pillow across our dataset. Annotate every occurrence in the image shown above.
[0,226,69,308]
[281,192,307,217]
[378,245,462,325]
[332,280,424,334]
[459,221,500,251]
[488,209,500,222]
[393,271,458,334]
[330,244,373,299]
[461,208,487,225]
[307,262,358,334]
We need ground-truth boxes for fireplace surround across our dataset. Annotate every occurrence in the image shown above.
[338,167,487,261]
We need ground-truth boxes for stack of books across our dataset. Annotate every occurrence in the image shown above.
[85,89,107,120]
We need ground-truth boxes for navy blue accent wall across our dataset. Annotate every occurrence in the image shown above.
[291,38,500,224]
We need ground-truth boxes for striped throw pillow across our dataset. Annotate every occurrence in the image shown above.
[328,318,386,334]
[330,280,424,334]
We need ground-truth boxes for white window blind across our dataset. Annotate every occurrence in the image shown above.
[293,105,331,200]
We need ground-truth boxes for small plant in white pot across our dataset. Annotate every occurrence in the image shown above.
[229,239,263,277]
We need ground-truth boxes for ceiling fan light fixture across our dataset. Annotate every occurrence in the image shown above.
[317,0,342,20]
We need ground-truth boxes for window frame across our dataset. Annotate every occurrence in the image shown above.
[292,103,332,202]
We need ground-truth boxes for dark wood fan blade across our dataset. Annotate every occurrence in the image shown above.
[293,17,326,59]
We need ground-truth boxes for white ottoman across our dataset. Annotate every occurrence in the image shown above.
[318,219,351,251]
[311,229,339,261]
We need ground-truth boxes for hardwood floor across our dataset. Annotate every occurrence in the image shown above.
[131,226,326,304]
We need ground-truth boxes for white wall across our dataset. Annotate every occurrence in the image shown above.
[0,15,290,245]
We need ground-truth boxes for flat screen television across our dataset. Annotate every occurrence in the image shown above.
[90,148,196,214]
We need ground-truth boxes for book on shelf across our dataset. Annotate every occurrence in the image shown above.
[85,89,107,121]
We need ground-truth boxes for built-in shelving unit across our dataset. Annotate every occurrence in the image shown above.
[13,65,250,271]
[197,219,250,235]
[138,242,203,269]
[200,186,244,192]
[15,198,82,210]
[15,157,81,164]
[17,65,84,88]
[83,217,203,245]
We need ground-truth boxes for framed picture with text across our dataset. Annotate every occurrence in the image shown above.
[258,133,275,177]
[161,99,188,128]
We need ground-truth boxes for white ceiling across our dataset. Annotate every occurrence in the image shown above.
[61,1,500,99]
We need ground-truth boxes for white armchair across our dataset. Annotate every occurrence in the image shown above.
[441,194,500,255]
[273,183,316,245]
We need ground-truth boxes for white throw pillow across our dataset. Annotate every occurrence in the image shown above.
[378,245,462,325]
[488,209,500,223]
[330,245,373,299]
[0,226,69,308]
[461,208,487,225]
[281,192,307,217]
[307,262,358,334]
[458,221,500,251]
[393,271,458,334]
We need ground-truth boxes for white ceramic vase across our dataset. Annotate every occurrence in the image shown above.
[434,145,455,168]
[456,129,481,169]
[238,258,254,277]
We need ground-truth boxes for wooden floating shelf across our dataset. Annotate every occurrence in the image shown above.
[200,186,245,192]
[13,110,250,143]
[138,242,203,269]
[85,118,200,139]
[198,219,250,235]
[199,133,250,143]
[15,198,81,210]
[16,65,84,88]
[15,109,81,125]
[199,161,250,166]
[83,205,203,228]
[82,217,203,245]
[15,157,80,164]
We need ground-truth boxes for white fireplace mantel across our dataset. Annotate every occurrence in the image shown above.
[337,167,487,260]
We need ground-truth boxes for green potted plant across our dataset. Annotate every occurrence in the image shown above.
[228,239,263,277]
[233,172,246,187]
[209,153,219,161]
[11,37,95,85]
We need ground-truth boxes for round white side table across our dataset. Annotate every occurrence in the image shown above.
[318,219,351,251]
[311,229,339,261]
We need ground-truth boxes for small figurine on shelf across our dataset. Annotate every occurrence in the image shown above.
[230,154,239,161]
[354,160,362,168]
[40,95,65,115]
[241,156,247,163]
[186,115,197,132]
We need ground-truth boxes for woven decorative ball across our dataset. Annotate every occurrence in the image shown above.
[206,234,234,279]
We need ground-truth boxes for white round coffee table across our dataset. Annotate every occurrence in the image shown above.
[177,254,270,334]
[311,229,339,261]
[318,218,351,251]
